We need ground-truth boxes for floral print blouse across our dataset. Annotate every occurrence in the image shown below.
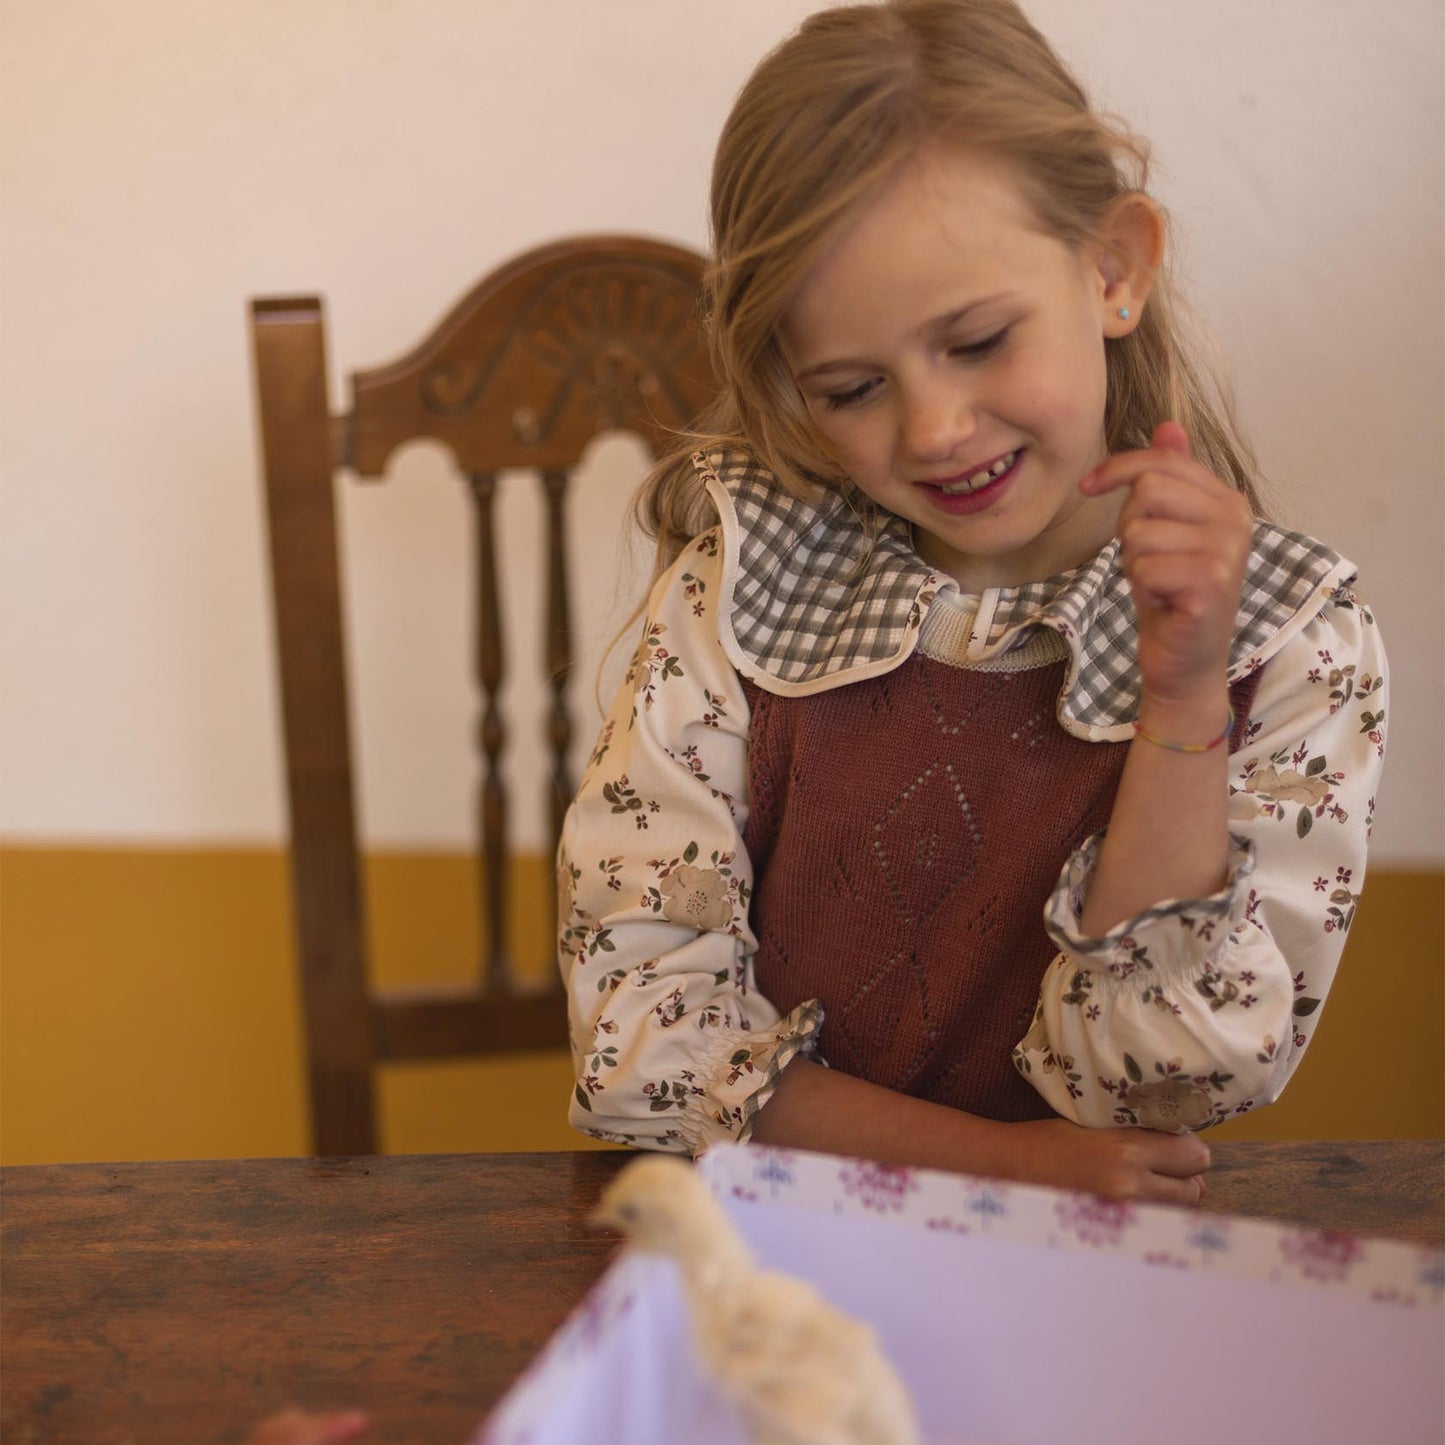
[557,450,1387,1153]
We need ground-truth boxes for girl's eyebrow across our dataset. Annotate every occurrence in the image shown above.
[791,294,1016,381]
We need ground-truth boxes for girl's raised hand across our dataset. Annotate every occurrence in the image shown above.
[1081,421,1253,719]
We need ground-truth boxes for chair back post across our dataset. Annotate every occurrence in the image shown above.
[250,297,377,1157]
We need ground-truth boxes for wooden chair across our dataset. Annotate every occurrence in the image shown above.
[249,236,716,1156]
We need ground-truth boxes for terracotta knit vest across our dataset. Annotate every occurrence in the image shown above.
[743,654,1262,1122]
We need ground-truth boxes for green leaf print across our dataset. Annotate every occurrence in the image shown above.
[1293,997,1321,1017]
[1296,807,1313,838]
[1123,1052,1143,1084]
[574,1083,592,1113]
[1305,756,1327,777]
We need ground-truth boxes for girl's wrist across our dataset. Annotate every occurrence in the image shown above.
[1135,687,1233,752]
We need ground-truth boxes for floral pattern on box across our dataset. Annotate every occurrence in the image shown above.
[701,1143,1445,1308]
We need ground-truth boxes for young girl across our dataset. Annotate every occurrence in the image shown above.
[557,0,1387,1203]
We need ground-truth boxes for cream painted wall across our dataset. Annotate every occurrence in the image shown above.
[2,0,1441,863]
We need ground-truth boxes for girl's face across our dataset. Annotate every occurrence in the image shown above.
[780,146,1132,592]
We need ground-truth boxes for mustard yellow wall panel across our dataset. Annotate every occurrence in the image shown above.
[1,846,1439,1164]
[0,847,598,1165]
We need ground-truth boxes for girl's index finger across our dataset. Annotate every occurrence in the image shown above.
[1078,439,1214,498]
[1151,419,1192,457]
[1078,447,1186,495]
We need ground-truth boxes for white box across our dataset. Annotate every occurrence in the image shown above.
[480,1143,1445,1444]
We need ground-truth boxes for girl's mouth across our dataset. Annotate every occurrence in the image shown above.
[937,449,1020,494]
[920,448,1022,513]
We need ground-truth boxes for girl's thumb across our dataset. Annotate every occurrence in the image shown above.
[1152,419,1191,455]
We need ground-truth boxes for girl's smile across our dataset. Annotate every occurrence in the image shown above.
[920,446,1022,511]
[780,145,1140,592]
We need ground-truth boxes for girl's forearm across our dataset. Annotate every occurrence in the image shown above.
[749,1056,1015,1173]
[748,1058,1209,1201]
[1078,684,1232,937]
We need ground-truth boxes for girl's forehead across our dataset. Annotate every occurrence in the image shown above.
[780,147,1079,358]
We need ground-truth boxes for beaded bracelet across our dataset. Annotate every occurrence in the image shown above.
[1132,706,1234,754]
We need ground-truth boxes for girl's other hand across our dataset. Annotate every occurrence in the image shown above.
[1080,421,1253,712]
[1005,1116,1210,1205]
[243,1409,370,1445]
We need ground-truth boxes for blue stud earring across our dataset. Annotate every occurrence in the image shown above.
[1118,307,1131,320]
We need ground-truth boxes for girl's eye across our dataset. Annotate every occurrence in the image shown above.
[951,328,1010,360]
[822,378,880,411]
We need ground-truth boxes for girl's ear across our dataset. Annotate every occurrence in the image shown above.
[1095,193,1165,338]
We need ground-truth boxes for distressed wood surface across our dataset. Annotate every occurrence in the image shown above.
[2,1142,1439,1444]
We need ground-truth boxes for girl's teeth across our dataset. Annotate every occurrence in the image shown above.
[939,451,1017,495]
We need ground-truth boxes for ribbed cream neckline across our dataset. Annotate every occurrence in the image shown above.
[916,588,1070,672]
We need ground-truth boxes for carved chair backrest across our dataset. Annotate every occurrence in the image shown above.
[250,236,715,1155]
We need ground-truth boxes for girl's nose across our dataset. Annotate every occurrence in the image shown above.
[899,381,975,463]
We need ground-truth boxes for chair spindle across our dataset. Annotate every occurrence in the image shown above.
[468,469,510,990]
[542,466,575,865]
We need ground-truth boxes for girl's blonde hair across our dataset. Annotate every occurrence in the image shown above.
[637,0,1263,568]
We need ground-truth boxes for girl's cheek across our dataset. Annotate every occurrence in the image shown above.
[1020,355,1105,432]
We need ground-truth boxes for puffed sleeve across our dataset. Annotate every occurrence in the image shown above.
[1014,585,1387,1130]
[557,527,820,1154]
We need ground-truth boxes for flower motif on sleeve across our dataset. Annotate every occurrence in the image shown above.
[1122,1078,1214,1131]
[680,571,708,617]
[558,858,579,921]
[1234,748,1346,837]
[1323,884,1360,935]
[1033,1048,1084,1099]
[1098,1054,1233,1129]
[659,863,733,931]
[643,844,749,932]
[642,1070,704,1113]
[557,860,604,963]
[626,621,684,716]
[1354,675,1386,756]
[652,986,686,1027]
[1243,763,1330,806]
[601,775,659,830]
[584,718,616,775]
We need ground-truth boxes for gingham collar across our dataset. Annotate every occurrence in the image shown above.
[695,448,1356,739]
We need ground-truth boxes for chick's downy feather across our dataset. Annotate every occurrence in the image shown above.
[593,1156,920,1445]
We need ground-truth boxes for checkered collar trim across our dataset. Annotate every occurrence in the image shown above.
[696,448,1356,737]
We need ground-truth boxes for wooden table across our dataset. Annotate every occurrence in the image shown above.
[3,1141,1440,1445]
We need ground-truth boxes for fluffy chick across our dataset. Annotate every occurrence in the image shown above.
[592,1155,921,1445]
